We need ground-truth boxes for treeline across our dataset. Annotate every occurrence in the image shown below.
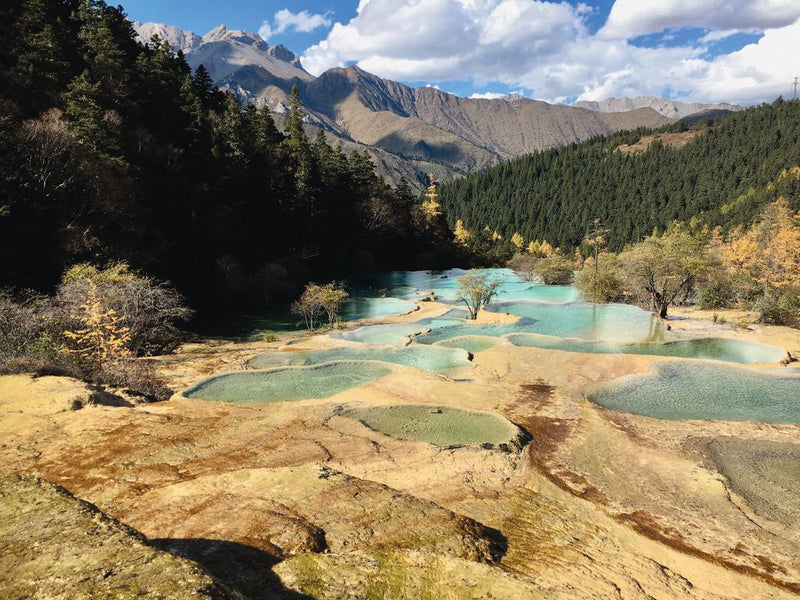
[439,99,800,254]
[568,191,800,327]
[0,0,457,313]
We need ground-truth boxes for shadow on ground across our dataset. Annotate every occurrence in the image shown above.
[153,538,313,600]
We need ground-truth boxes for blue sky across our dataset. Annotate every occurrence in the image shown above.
[121,0,800,105]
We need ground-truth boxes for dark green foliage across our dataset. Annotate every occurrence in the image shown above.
[698,279,735,310]
[0,1,454,314]
[439,100,800,252]
[756,289,800,328]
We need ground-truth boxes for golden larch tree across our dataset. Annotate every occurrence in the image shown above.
[64,281,131,362]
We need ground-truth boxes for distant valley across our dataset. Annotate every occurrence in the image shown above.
[133,22,737,187]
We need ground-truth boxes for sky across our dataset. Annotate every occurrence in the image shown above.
[120,0,800,105]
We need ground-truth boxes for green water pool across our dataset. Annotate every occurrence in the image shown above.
[183,362,392,404]
[588,362,800,423]
[343,405,520,447]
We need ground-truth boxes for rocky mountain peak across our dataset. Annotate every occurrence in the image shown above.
[131,21,202,52]
[202,24,268,51]
[268,44,301,66]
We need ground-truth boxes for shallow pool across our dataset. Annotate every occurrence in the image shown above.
[248,345,471,372]
[587,362,800,423]
[433,336,499,353]
[507,334,785,365]
[340,296,417,321]
[498,301,673,343]
[343,405,520,446]
[330,323,428,345]
[350,268,575,305]
[183,362,392,404]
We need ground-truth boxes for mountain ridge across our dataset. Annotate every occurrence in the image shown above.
[574,96,742,119]
[131,21,736,187]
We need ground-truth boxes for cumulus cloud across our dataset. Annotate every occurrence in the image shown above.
[470,92,508,99]
[300,0,800,105]
[258,21,272,40]
[685,18,800,103]
[599,0,800,39]
[274,9,332,34]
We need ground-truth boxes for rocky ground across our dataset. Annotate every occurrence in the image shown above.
[0,474,239,599]
[0,301,798,598]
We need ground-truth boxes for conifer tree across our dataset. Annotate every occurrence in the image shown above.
[64,69,122,162]
[64,281,131,363]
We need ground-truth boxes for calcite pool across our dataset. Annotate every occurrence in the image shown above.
[248,344,472,372]
[183,362,392,404]
[343,405,522,447]
[588,362,800,423]
[185,268,791,425]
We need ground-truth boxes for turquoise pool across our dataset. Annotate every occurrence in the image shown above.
[506,333,785,365]
[248,345,472,372]
[330,323,428,345]
[588,362,800,423]
[352,268,578,305]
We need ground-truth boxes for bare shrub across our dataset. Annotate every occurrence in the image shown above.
[99,359,173,402]
[58,262,193,355]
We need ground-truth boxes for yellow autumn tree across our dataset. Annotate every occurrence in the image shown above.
[723,198,799,289]
[526,240,540,256]
[510,232,524,250]
[453,219,471,245]
[64,281,131,363]
[714,198,800,324]
[421,174,442,226]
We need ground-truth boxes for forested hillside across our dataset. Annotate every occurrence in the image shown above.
[439,100,800,252]
[0,0,456,311]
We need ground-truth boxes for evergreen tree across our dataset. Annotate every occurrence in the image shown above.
[64,69,122,162]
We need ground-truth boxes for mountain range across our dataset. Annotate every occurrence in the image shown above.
[573,97,742,120]
[133,22,738,187]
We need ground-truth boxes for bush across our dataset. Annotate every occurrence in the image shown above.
[698,278,735,309]
[58,262,193,355]
[291,282,349,330]
[1,268,181,401]
[99,359,173,402]
[574,258,624,303]
[0,290,43,362]
[533,256,575,285]
[506,253,536,281]
[0,290,84,377]
[755,289,800,327]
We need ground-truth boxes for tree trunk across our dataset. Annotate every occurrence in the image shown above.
[651,292,669,319]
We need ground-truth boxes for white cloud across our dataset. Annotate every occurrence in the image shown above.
[470,92,507,99]
[300,0,800,105]
[599,0,800,40]
[273,9,332,34]
[685,18,800,103]
[258,21,272,40]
